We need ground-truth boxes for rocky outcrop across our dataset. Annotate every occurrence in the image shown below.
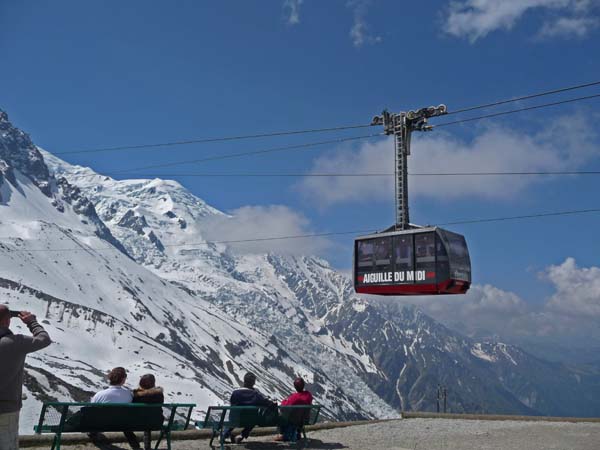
[0,110,51,196]
[57,178,132,259]
[118,210,149,235]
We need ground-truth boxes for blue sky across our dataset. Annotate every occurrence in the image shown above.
[2,1,600,346]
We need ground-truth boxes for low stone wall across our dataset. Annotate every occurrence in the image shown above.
[21,413,600,447]
[18,419,387,447]
[401,411,600,423]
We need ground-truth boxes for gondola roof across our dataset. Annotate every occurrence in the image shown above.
[356,225,439,240]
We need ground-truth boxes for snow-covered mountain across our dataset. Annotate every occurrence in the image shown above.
[0,110,397,433]
[2,110,600,433]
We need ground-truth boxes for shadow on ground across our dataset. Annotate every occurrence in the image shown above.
[87,433,140,450]
[221,439,347,450]
[90,444,125,450]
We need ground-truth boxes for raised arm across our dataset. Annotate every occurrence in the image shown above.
[15,311,52,353]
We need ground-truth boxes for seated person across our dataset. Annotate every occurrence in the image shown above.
[281,377,313,406]
[133,374,164,404]
[225,372,276,444]
[132,374,164,450]
[91,367,133,403]
[90,367,139,449]
[275,377,313,442]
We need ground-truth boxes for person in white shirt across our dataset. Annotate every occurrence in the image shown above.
[89,367,139,448]
[91,367,133,403]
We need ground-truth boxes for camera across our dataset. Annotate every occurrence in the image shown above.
[9,310,21,318]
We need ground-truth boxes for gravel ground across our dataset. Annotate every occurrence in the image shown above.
[299,418,600,450]
[25,418,600,450]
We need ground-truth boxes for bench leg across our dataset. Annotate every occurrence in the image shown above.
[209,429,216,448]
[51,433,62,450]
[154,430,171,450]
[220,430,225,450]
[154,430,164,450]
[165,430,171,450]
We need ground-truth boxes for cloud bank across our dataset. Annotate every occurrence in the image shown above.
[381,258,600,350]
[545,257,600,317]
[200,205,331,256]
[298,114,598,206]
[444,0,600,42]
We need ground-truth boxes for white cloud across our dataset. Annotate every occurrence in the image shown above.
[544,257,600,317]
[538,16,600,37]
[444,0,600,42]
[347,0,382,47]
[297,139,394,207]
[297,114,598,207]
[389,284,529,336]
[280,0,383,46]
[283,0,303,25]
[379,258,600,345]
[200,205,331,256]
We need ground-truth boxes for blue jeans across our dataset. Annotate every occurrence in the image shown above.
[279,424,301,442]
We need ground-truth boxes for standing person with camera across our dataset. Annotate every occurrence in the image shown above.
[0,305,52,450]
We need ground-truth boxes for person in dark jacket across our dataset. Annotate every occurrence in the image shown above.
[225,372,276,444]
[133,374,165,404]
[133,374,164,450]
[0,306,51,450]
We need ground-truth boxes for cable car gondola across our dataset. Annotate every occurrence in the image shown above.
[353,105,472,296]
[354,226,471,295]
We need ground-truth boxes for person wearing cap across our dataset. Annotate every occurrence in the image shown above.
[224,372,276,444]
[0,306,52,450]
[275,377,313,442]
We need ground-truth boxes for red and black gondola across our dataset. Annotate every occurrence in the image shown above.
[353,227,471,295]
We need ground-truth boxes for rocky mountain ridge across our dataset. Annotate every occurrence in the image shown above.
[2,109,599,432]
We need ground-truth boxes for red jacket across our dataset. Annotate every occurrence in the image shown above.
[281,390,313,406]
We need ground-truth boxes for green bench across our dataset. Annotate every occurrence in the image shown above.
[196,405,321,449]
[34,402,195,450]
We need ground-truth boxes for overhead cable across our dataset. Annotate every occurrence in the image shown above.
[0,229,376,253]
[66,93,600,175]
[434,93,600,128]
[107,133,384,175]
[2,207,600,253]
[446,80,600,116]
[107,170,600,178]
[55,124,374,156]
[52,80,600,156]
[438,208,600,226]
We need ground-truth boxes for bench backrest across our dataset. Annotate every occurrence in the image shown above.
[68,405,164,432]
[229,407,265,427]
[202,406,277,428]
[200,404,321,430]
[35,403,195,434]
[279,405,321,426]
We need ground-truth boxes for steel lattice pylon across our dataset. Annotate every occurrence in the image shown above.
[372,105,448,230]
